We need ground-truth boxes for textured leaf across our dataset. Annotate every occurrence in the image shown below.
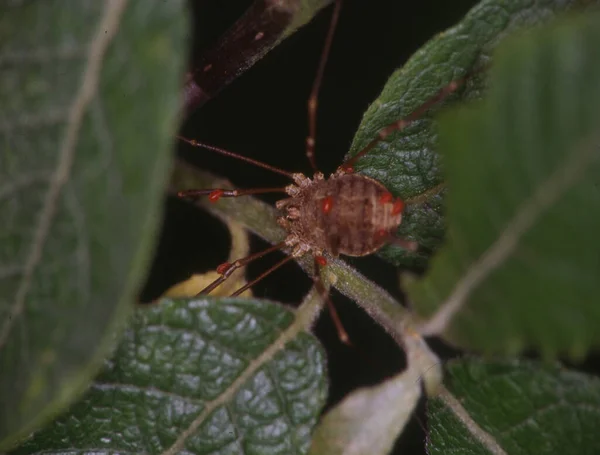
[12,297,328,455]
[410,13,600,358]
[347,0,594,268]
[0,1,186,447]
[427,358,600,455]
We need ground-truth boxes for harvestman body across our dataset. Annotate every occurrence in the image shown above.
[276,170,407,259]
[178,0,465,339]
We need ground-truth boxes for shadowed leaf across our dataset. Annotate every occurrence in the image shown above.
[428,358,600,455]
[410,13,600,358]
[0,1,186,446]
[11,298,328,455]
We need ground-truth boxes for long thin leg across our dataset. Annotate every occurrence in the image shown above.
[231,254,295,297]
[305,0,343,172]
[178,136,294,178]
[340,77,467,171]
[313,256,351,345]
[198,242,287,296]
[178,186,287,202]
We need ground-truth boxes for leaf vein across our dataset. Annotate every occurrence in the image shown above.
[266,362,299,454]
[0,0,129,348]
[438,385,508,455]
[92,381,204,406]
[419,135,599,336]
[160,288,324,455]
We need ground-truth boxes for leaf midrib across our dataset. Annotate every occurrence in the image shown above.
[0,0,129,349]
[419,131,600,336]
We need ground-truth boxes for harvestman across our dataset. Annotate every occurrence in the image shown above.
[178,0,465,341]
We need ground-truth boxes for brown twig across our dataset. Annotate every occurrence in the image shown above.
[184,0,332,115]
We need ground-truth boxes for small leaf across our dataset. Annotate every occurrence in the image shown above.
[0,1,186,447]
[427,358,600,455]
[347,0,594,267]
[11,298,328,455]
[411,13,600,358]
[308,329,440,455]
[309,368,421,455]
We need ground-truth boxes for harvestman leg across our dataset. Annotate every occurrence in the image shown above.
[176,137,292,203]
[336,75,471,251]
[313,257,351,346]
[340,77,470,171]
[178,187,287,201]
[305,0,343,172]
[195,242,289,296]
[302,0,356,346]
[175,137,299,296]
[230,254,296,297]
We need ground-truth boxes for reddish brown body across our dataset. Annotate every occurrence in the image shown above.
[276,170,403,259]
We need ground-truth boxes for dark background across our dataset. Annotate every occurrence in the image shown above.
[143,1,478,453]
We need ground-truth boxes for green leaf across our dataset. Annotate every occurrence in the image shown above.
[427,358,600,454]
[410,13,600,358]
[347,0,594,268]
[11,297,328,455]
[0,1,186,447]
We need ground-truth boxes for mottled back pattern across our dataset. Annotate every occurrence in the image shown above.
[278,172,403,257]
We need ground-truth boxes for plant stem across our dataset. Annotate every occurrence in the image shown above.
[185,0,333,114]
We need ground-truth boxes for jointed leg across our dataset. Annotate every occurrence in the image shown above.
[197,242,287,296]
[341,77,467,171]
[305,0,343,172]
[178,136,294,178]
[230,254,295,297]
[313,256,351,346]
[178,186,287,202]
